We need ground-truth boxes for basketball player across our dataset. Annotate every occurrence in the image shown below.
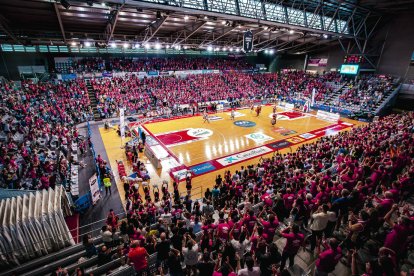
[203,111,210,123]
[273,104,277,114]
[271,113,277,126]
[230,109,235,120]
[256,105,261,117]
[250,103,255,114]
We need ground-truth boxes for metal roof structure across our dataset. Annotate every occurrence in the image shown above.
[0,0,395,67]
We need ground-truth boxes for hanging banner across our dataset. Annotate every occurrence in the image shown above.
[89,174,100,204]
[308,58,328,67]
[243,30,253,53]
[120,108,125,139]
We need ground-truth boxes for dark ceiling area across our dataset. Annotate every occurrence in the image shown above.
[0,0,399,55]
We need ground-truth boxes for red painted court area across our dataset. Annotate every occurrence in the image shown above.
[155,129,199,146]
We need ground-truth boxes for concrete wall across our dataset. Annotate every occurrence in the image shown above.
[376,12,414,81]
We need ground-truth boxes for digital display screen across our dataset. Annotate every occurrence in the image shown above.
[340,64,359,75]
[344,55,363,64]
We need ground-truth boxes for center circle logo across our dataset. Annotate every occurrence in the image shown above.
[234,120,256,127]
[187,128,213,138]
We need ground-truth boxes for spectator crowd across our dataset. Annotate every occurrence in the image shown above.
[0,80,92,190]
[77,111,413,276]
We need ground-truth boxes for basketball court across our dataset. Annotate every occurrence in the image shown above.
[100,105,364,203]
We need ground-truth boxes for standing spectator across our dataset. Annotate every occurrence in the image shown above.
[156,232,171,268]
[279,224,304,271]
[309,204,330,252]
[128,240,149,274]
[101,225,113,247]
[103,174,112,196]
[315,238,342,276]
[82,234,97,258]
[182,233,199,275]
[196,252,215,276]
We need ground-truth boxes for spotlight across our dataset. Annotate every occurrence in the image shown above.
[229,48,233,52]
[236,48,240,52]
[71,41,76,46]
[263,26,268,30]
[289,30,294,34]
[84,41,92,47]
[323,34,328,39]
[222,47,227,51]
[156,11,161,19]
[183,45,188,49]
[134,43,140,48]
[165,45,170,49]
[144,43,150,49]
[123,43,129,48]
[264,49,269,54]
[155,42,161,49]
[184,15,189,20]
[204,15,208,19]
[61,0,71,9]
[222,20,226,25]
[269,49,274,54]
[207,45,213,51]
[101,2,106,7]
[111,42,116,48]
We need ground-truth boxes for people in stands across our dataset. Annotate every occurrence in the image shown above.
[96,111,411,275]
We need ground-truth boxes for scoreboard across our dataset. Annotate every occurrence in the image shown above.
[343,55,364,64]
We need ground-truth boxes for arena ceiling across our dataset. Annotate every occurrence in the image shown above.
[0,0,389,55]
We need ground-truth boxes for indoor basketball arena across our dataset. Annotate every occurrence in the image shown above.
[0,0,413,275]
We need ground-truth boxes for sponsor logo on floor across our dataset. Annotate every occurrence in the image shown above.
[245,132,274,143]
[267,140,293,150]
[187,128,213,138]
[299,133,316,139]
[286,137,305,144]
[216,146,273,166]
[234,120,256,127]
[227,111,245,118]
[209,115,223,121]
[272,127,297,136]
[189,162,217,175]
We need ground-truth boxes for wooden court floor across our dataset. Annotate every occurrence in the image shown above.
[100,106,365,205]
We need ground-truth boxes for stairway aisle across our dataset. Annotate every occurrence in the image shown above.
[86,79,101,121]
